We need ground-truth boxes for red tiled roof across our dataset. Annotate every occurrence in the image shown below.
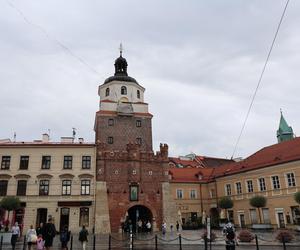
[169,156,232,168]
[214,137,300,178]
[169,168,214,183]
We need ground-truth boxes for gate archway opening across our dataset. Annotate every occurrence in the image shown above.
[125,205,153,233]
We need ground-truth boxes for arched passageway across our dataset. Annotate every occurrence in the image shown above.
[124,205,153,233]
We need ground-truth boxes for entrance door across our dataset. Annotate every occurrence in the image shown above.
[36,208,47,227]
[126,205,152,233]
[60,208,70,232]
[239,214,246,228]
[278,212,285,228]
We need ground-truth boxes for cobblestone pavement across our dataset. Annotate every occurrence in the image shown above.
[2,229,300,250]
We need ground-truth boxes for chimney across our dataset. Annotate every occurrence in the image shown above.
[42,133,50,142]
[78,138,84,144]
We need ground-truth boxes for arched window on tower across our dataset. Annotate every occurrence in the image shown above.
[137,90,140,99]
[121,86,127,95]
[105,88,110,97]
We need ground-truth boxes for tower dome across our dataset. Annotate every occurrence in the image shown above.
[114,55,128,76]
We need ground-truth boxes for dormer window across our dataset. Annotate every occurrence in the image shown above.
[121,86,127,95]
[137,90,140,99]
[105,88,110,97]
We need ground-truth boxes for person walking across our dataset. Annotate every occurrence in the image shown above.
[43,217,56,250]
[162,222,167,235]
[36,222,44,236]
[146,221,151,233]
[26,225,37,250]
[78,225,89,250]
[176,221,180,232]
[11,222,20,250]
[222,220,236,250]
[60,225,70,250]
[36,234,45,250]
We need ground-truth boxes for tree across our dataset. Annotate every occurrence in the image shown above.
[294,191,300,204]
[249,195,267,224]
[218,197,233,220]
[0,196,21,227]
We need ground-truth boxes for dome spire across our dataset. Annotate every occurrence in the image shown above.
[119,43,123,57]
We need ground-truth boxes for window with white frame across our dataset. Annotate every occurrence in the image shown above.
[62,180,72,195]
[176,189,183,199]
[225,184,232,196]
[236,182,242,194]
[247,180,254,193]
[262,208,270,223]
[286,173,296,187]
[258,178,266,191]
[272,176,281,190]
[249,209,258,224]
[190,190,196,199]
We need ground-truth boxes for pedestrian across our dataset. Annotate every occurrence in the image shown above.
[36,234,45,250]
[26,225,37,250]
[78,225,89,250]
[162,221,167,235]
[60,225,70,250]
[11,222,20,250]
[222,220,236,250]
[36,222,44,236]
[137,219,142,233]
[176,221,179,232]
[146,221,151,233]
[43,217,56,250]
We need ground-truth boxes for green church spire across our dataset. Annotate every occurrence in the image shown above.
[277,110,294,143]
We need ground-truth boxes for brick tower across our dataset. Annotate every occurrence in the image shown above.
[94,49,176,233]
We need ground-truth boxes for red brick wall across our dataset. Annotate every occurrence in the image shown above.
[95,114,153,151]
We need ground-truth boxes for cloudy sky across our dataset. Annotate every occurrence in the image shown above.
[1,0,299,159]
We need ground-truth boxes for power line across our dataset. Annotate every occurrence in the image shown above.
[5,0,100,76]
[231,0,291,159]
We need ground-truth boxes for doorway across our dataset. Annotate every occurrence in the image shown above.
[60,208,70,232]
[239,214,246,228]
[36,208,47,227]
[277,212,285,228]
[126,205,152,233]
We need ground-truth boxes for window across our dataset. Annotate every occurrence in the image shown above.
[81,180,90,195]
[82,156,91,169]
[258,178,266,191]
[236,182,242,194]
[130,185,138,201]
[17,180,27,196]
[190,190,196,199]
[176,189,183,199]
[136,120,142,127]
[39,180,49,196]
[136,138,142,145]
[225,184,232,196]
[137,90,140,99]
[107,137,113,144]
[63,156,72,169]
[1,156,11,170]
[19,156,29,170]
[41,156,51,169]
[0,180,8,196]
[286,173,296,187]
[79,207,89,227]
[62,180,72,195]
[249,209,257,224]
[247,180,254,193]
[121,86,127,95]
[272,176,281,190]
[108,119,114,126]
[210,189,216,198]
[105,87,110,97]
[262,208,270,223]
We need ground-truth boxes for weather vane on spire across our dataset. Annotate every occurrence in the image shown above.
[119,43,123,56]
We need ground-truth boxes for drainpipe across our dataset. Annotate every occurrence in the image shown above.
[200,183,203,214]
[93,150,97,234]
[214,180,219,208]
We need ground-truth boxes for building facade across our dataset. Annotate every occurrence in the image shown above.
[0,136,96,234]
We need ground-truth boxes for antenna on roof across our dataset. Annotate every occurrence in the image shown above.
[48,129,51,140]
[13,132,16,142]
